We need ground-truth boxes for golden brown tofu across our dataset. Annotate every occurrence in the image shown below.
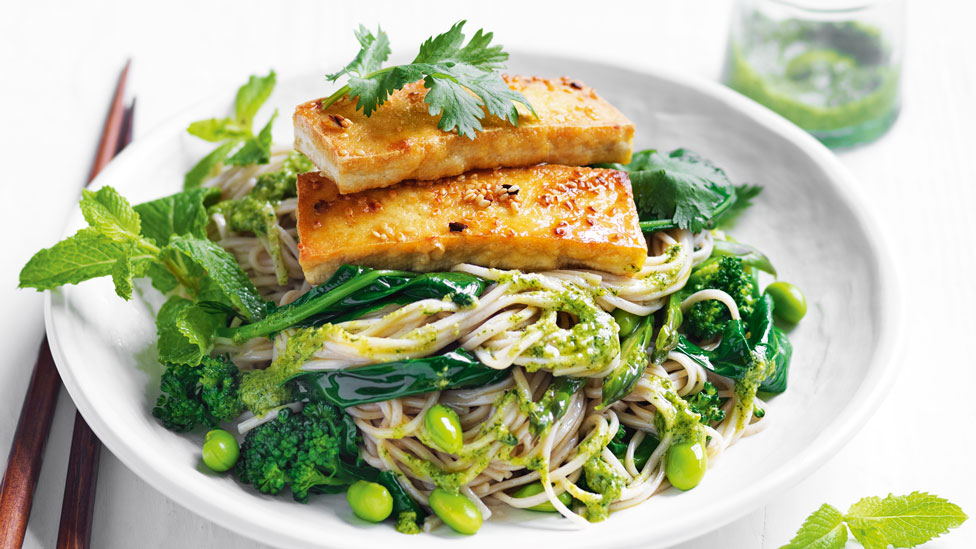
[296,165,647,284]
[294,75,635,195]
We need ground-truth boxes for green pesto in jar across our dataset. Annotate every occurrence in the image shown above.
[727,18,900,147]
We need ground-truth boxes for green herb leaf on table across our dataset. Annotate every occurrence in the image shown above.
[782,493,968,549]
[845,492,968,549]
[323,21,536,138]
[782,503,849,549]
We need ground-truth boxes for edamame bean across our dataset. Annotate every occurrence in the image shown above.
[428,488,482,535]
[665,440,707,491]
[346,480,393,523]
[202,429,239,472]
[511,482,573,512]
[425,404,463,454]
[613,309,642,338]
[765,281,807,324]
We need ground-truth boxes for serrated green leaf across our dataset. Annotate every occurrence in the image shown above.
[164,235,266,321]
[109,243,153,300]
[226,110,276,166]
[421,73,486,138]
[714,183,763,230]
[134,187,222,247]
[845,492,968,549]
[326,25,391,81]
[184,141,237,189]
[781,504,849,549]
[156,296,223,366]
[80,187,142,244]
[145,261,179,293]
[186,117,249,142]
[413,21,508,69]
[19,228,127,291]
[234,70,276,129]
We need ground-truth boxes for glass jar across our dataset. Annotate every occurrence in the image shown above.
[724,0,904,148]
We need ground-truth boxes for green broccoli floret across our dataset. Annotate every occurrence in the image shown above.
[683,256,758,340]
[235,401,360,503]
[152,356,245,432]
[686,381,726,425]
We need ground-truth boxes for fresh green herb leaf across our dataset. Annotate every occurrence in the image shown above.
[845,492,968,549]
[323,21,535,138]
[164,235,265,321]
[80,187,142,244]
[20,228,129,292]
[133,187,222,246]
[184,141,238,190]
[156,296,224,366]
[326,25,391,82]
[226,110,277,166]
[782,503,849,549]
[186,118,250,142]
[234,71,276,129]
[713,183,762,229]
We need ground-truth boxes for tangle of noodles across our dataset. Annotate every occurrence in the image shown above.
[207,149,770,526]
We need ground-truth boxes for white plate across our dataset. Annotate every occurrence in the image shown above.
[46,54,900,549]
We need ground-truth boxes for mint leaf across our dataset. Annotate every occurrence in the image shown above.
[164,235,265,321]
[80,186,142,244]
[20,228,127,291]
[323,21,534,138]
[226,110,276,166]
[234,70,276,129]
[134,187,222,246]
[845,492,968,549]
[156,296,223,366]
[184,141,237,190]
[326,25,391,81]
[186,118,249,142]
[781,504,849,549]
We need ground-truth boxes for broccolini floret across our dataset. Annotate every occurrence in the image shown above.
[235,401,361,503]
[152,356,245,432]
[683,256,758,340]
[686,381,726,425]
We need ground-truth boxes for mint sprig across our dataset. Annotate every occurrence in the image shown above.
[184,71,277,189]
[322,21,536,139]
[783,492,968,549]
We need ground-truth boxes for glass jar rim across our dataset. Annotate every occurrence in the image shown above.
[766,0,894,14]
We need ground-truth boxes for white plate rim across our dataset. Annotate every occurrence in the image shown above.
[44,53,903,548]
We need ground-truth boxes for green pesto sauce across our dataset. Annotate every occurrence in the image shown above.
[496,272,619,373]
[727,18,899,141]
[580,456,623,522]
[733,348,774,431]
[239,327,328,415]
[394,511,421,535]
[646,376,705,446]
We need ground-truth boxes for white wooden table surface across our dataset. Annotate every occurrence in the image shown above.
[2,0,974,547]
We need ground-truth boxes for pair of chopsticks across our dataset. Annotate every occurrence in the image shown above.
[0,61,134,549]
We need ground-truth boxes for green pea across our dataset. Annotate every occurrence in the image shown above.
[511,482,574,512]
[765,281,807,324]
[425,404,464,454]
[428,488,482,535]
[202,429,239,472]
[613,308,642,338]
[346,480,393,523]
[666,440,707,491]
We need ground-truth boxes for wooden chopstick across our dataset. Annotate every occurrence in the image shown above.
[57,96,135,549]
[0,60,132,549]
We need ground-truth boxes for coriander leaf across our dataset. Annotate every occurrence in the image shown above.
[19,228,128,291]
[781,504,849,549]
[226,110,277,166]
[323,21,534,138]
[164,235,266,321]
[80,186,142,244]
[713,183,763,230]
[845,492,968,549]
[234,70,276,129]
[326,25,391,81]
[629,149,735,233]
[186,118,249,142]
[156,296,224,366]
[413,22,508,69]
[134,187,222,246]
[184,141,238,189]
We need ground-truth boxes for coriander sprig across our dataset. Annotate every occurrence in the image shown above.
[783,492,967,549]
[322,21,536,139]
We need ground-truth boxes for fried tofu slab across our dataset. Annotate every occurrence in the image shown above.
[294,76,635,195]
[296,166,647,284]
